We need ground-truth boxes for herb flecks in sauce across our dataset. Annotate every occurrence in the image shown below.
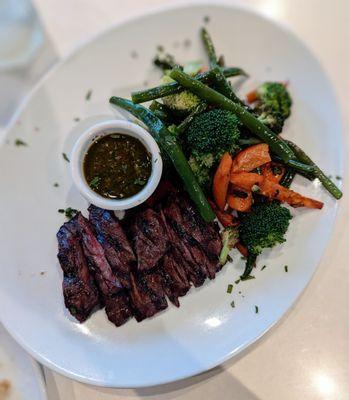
[85,90,92,101]
[84,134,151,200]
[62,153,70,162]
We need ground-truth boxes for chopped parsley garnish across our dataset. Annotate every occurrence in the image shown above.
[89,176,101,189]
[226,284,233,294]
[230,300,235,308]
[284,265,288,272]
[53,182,59,187]
[134,178,146,186]
[336,175,342,180]
[157,45,164,52]
[62,153,70,162]
[240,275,255,281]
[261,265,267,271]
[255,305,259,314]
[203,15,210,24]
[15,139,27,147]
[235,279,240,284]
[58,207,78,219]
[85,90,92,101]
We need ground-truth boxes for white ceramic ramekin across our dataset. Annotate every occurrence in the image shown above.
[70,119,162,210]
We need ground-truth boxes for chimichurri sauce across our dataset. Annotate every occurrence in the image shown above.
[83,134,152,199]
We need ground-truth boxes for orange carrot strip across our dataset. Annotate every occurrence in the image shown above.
[236,243,248,257]
[208,199,238,227]
[232,143,271,173]
[246,89,258,103]
[261,162,285,183]
[227,186,252,212]
[213,152,233,210]
[231,172,323,209]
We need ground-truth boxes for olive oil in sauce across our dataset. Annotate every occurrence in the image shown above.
[83,134,152,199]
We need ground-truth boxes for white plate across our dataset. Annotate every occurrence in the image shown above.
[0,2,343,388]
[0,324,46,400]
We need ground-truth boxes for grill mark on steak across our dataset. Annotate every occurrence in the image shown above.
[88,205,135,289]
[57,219,100,322]
[161,197,218,281]
[130,208,169,272]
[160,250,190,307]
[104,291,133,327]
[176,195,222,265]
[129,271,167,322]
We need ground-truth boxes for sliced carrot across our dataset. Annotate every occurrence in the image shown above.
[261,162,285,183]
[231,143,271,173]
[236,243,248,257]
[208,199,238,227]
[213,152,233,210]
[230,172,264,189]
[231,171,323,209]
[260,179,324,209]
[246,89,258,103]
[227,186,252,212]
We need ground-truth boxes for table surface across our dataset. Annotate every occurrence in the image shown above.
[28,0,349,399]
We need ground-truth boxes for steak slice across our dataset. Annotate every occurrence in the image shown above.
[129,271,167,322]
[130,208,169,272]
[74,213,133,326]
[161,201,214,283]
[57,218,99,322]
[160,250,190,307]
[75,213,123,296]
[176,195,222,267]
[88,205,135,289]
[104,291,133,327]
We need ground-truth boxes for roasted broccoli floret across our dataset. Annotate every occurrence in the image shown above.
[188,153,215,189]
[239,202,292,278]
[219,226,239,265]
[161,75,201,113]
[253,82,292,134]
[186,109,241,155]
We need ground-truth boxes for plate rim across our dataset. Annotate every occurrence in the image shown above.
[0,0,345,388]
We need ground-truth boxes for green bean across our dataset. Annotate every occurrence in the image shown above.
[149,101,170,122]
[201,27,218,67]
[241,253,257,280]
[279,168,296,188]
[169,68,295,163]
[131,67,247,104]
[286,159,316,174]
[109,96,215,222]
[209,68,247,106]
[176,102,207,134]
[238,137,262,146]
[284,140,342,199]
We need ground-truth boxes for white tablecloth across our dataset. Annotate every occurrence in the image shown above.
[26,0,349,399]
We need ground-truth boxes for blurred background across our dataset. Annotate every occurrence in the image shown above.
[0,1,348,400]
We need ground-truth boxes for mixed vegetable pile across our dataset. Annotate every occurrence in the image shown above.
[109,27,342,279]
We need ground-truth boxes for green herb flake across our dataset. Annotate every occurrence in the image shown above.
[157,45,164,52]
[62,153,70,162]
[284,265,288,273]
[53,182,59,187]
[203,15,210,24]
[255,305,259,314]
[226,284,233,294]
[336,175,342,180]
[134,178,146,186]
[74,117,80,122]
[230,300,235,308]
[15,139,27,147]
[89,176,101,189]
[85,90,92,101]
[58,207,78,219]
[240,275,255,281]
[261,265,267,271]
[235,279,240,284]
